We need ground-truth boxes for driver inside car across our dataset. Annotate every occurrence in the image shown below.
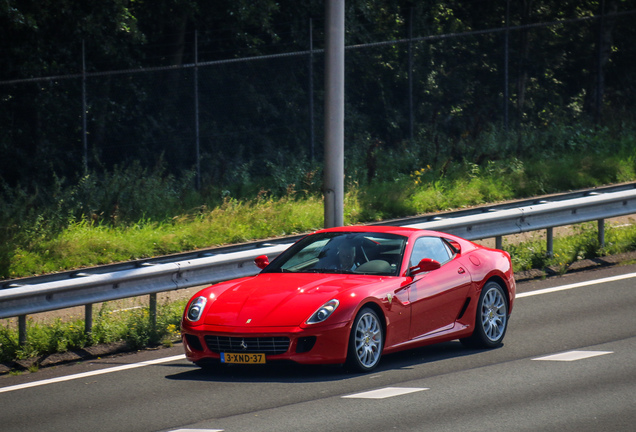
[336,243,359,271]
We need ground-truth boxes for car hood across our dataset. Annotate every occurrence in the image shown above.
[202,272,384,327]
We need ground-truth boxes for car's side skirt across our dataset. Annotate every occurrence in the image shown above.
[383,322,472,354]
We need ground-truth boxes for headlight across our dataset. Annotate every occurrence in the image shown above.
[186,296,207,322]
[306,299,339,324]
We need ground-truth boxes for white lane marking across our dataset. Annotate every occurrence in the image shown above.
[0,354,185,394]
[169,430,224,432]
[342,387,429,399]
[532,351,613,362]
[516,271,636,298]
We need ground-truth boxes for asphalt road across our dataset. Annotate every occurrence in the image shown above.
[1,265,635,432]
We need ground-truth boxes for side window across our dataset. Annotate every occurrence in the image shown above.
[409,236,452,267]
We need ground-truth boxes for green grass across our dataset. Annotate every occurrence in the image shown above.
[6,196,324,278]
[4,153,636,278]
[0,299,186,364]
[507,220,636,273]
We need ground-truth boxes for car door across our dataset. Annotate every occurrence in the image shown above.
[407,236,473,339]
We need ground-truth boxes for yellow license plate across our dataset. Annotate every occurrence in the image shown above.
[221,353,266,364]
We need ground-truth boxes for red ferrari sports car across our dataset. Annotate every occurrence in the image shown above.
[181,226,516,372]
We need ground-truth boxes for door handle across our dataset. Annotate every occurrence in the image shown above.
[458,267,466,274]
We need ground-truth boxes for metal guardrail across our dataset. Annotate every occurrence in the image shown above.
[409,188,636,240]
[0,243,290,319]
[2,186,636,342]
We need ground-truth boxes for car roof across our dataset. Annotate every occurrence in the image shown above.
[314,225,432,237]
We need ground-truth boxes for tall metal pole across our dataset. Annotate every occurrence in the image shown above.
[323,0,345,228]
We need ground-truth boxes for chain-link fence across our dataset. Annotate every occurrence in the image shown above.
[1,6,635,191]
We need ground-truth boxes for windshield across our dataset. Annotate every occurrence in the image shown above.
[263,232,406,276]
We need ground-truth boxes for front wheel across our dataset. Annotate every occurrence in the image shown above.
[461,281,508,349]
[346,307,384,372]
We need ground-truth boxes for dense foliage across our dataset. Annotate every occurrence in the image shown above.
[2,1,634,185]
[1,1,636,279]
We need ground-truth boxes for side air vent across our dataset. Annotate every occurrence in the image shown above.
[457,298,471,320]
[184,334,204,351]
[296,336,317,353]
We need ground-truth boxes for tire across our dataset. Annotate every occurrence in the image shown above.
[461,281,508,349]
[346,307,384,372]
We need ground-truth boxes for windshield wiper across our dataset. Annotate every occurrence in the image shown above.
[264,268,293,273]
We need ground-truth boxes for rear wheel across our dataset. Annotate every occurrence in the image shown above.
[461,281,508,348]
[346,307,383,372]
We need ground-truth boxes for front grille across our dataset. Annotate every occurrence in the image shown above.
[204,335,290,355]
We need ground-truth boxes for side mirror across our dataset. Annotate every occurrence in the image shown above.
[255,255,270,269]
[408,258,441,276]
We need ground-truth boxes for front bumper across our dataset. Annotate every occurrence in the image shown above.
[181,321,352,366]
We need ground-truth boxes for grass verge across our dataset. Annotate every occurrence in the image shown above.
[0,299,186,367]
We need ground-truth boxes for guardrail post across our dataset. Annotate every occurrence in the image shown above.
[495,236,503,250]
[149,293,157,333]
[18,315,27,346]
[598,218,605,248]
[546,227,554,257]
[85,303,93,341]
